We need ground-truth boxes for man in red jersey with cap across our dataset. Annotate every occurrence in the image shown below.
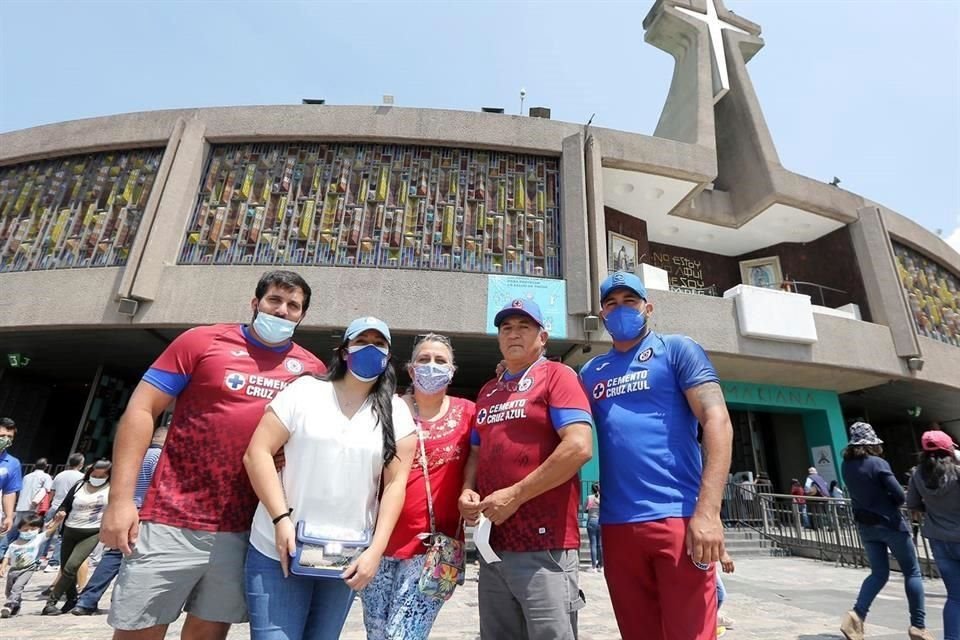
[460,298,593,640]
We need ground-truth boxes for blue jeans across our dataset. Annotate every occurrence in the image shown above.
[854,525,926,629]
[39,510,61,566]
[716,573,726,609]
[245,545,355,640]
[0,528,15,559]
[931,539,960,640]
[586,519,603,568]
[76,548,123,610]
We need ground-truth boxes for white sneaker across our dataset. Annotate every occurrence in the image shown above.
[717,613,735,629]
[43,565,59,573]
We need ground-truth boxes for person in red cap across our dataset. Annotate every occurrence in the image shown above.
[907,429,960,640]
[459,298,593,640]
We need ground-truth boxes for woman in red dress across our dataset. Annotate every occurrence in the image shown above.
[360,334,476,640]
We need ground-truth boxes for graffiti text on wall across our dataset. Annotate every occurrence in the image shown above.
[0,149,163,272]
[893,242,959,347]
[652,252,715,295]
[179,143,562,278]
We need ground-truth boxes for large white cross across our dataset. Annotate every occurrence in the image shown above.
[675,0,748,103]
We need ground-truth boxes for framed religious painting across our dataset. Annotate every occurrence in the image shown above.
[739,256,783,289]
[607,231,638,274]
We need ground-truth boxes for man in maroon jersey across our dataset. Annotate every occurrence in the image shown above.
[459,299,593,640]
[101,270,325,640]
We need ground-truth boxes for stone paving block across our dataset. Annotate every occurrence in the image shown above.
[0,558,947,639]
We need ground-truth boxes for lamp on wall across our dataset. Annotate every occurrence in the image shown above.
[117,298,139,317]
[583,315,602,333]
[581,315,602,354]
[907,357,924,372]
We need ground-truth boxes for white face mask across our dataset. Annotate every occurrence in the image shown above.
[412,363,454,395]
[88,477,108,487]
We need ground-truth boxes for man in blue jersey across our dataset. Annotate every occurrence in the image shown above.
[579,272,733,640]
[0,418,23,559]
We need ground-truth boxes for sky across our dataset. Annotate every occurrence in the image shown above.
[1,0,958,251]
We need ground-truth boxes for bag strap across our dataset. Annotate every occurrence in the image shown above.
[412,399,437,538]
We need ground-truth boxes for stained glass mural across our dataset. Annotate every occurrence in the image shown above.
[178,143,562,277]
[893,242,960,347]
[0,149,164,272]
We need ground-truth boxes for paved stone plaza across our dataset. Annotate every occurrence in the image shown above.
[0,557,948,639]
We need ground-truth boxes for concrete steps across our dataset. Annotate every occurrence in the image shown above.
[723,527,790,558]
[466,525,789,561]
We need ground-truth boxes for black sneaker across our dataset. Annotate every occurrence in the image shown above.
[0,606,13,618]
[60,598,78,614]
[71,606,98,616]
[40,586,53,597]
[41,604,62,616]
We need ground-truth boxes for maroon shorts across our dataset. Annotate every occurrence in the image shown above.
[602,518,717,640]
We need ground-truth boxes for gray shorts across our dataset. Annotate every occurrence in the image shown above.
[108,522,249,630]
[478,549,585,640]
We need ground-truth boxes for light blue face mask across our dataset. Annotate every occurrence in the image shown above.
[252,311,298,345]
[18,530,38,542]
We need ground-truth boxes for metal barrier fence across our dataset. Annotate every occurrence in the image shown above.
[722,482,938,578]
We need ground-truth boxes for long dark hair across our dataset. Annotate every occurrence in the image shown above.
[918,450,958,491]
[324,344,398,465]
[843,444,883,460]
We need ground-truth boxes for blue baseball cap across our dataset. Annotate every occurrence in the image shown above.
[344,316,392,345]
[600,271,648,303]
[494,299,545,328]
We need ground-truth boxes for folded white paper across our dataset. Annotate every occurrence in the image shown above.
[474,514,502,564]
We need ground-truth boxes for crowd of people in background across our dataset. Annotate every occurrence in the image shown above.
[0,269,956,640]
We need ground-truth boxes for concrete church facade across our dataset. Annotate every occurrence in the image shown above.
[1,0,958,492]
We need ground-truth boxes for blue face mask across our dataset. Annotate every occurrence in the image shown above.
[602,305,647,342]
[412,363,454,395]
[252,311,298,345]
[346,344,390,382]
[19,530,38,542]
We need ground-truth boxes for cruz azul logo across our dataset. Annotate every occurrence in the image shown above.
[479,399,528,424]
[223,370,290,399]
[592,382,606,400]
[593,370,650,400]
[224,372,246,391]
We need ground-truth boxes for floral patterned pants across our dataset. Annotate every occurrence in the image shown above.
[360,554,447,640]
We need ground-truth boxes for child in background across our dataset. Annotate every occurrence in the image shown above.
[1,512,65,617]
[716,551,736,637]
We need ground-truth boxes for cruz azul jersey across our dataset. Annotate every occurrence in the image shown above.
[473,359,593,552]
[139,324,325,532]
[579,332,718,525]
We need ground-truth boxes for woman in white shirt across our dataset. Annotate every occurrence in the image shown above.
[41,460,110,616]
[244,316,417,640]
